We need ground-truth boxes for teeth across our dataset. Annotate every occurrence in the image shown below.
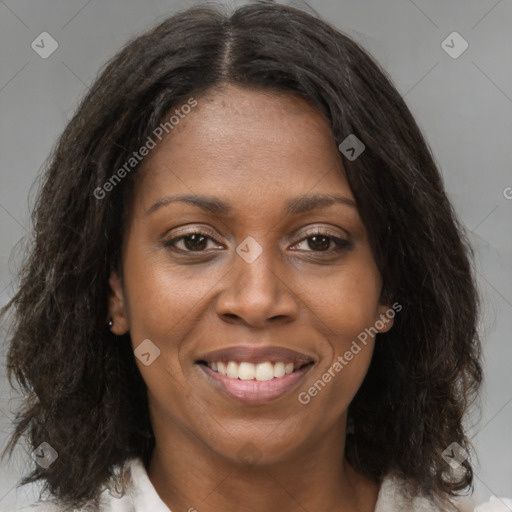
[238,362,256,380]
[274,362,285,378]
[226,361,238,379]
[206,360,305,380]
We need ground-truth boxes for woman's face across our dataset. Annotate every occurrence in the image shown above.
[109,84,393,465]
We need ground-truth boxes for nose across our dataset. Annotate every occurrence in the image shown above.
[215,239,299,327]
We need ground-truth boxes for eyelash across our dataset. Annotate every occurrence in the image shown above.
[163,229,352,256]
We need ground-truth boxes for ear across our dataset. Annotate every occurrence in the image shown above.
[374,301,399,334]
[107,271,130,335]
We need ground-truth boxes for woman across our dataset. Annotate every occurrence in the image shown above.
[1,1,482,511]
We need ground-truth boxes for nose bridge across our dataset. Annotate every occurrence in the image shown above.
[234,234,281,297]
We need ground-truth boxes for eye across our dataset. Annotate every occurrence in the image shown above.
[163,231,223,253]
[163,228,352,255]
[291,229,353,254]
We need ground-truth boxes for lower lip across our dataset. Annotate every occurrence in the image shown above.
[197,363,313,404]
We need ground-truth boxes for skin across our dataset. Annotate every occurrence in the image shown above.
[108,84,394,512]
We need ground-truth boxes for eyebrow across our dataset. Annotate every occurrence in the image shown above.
[146,193,357,216]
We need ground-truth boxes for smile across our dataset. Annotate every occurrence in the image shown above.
[196,361,314,404]
[200,360,312,380]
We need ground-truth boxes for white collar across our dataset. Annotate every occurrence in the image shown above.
[105,457,438,512]
[96,457,170,512]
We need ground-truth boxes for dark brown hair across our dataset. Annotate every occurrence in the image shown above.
[1,1,482,510]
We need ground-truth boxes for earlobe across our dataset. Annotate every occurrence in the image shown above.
[107,271,130,335]
[375,303,395,334]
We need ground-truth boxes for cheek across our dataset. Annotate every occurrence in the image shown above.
[122,242,218,342]
[121,239,227,398]
[121,247,201,413]
[301,270,379,417]
[300,251,382,406]
[307,256,383,348]
[308,344,373,427]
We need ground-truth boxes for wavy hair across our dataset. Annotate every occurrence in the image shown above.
[1,1,482,509]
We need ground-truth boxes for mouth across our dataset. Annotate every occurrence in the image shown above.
[194,345,316,404]
[196,360,314,380]
[196,360,315,406]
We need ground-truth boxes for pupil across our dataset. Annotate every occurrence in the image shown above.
[309,235,329,251]
[185,234,207,251]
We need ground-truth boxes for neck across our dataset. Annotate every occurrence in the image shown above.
[147,418,380,512]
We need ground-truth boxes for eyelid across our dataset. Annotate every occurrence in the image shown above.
[297,225,349,239]
[164,225,220,240]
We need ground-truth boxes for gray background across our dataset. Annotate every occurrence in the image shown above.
[1,0,511,510]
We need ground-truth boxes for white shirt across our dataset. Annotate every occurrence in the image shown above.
[12,457,457,512]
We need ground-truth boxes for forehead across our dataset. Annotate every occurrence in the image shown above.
[134,84,353,213]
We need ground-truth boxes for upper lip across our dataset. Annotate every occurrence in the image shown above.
[196,345,316,365]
